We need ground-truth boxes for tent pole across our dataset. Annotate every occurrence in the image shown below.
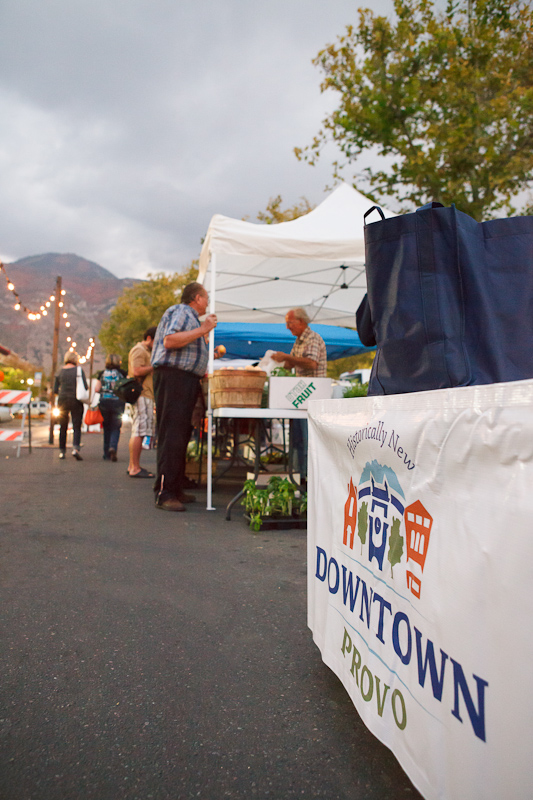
[206,252,216,510]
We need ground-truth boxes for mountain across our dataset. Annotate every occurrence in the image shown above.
[0,253,140,376]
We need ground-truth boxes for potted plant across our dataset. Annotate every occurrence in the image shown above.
[241,476,307,531]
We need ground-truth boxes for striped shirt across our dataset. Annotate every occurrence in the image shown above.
[291,326,327,377]
[151,304,208,377]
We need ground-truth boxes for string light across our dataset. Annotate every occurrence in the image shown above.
[1,261,67,320]
[2,260,98,367]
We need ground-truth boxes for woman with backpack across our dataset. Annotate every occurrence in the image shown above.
[95,353,127,462]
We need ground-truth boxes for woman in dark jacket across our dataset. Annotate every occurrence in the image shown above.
[53,351,87,460]
[95,354,127,461]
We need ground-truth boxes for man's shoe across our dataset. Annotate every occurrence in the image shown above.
[59,451,66,459]
[156,498,186,512]
[72,450,83,461]
[177,491,196,504]
[109,448,117,462]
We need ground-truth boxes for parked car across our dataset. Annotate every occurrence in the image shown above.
[30,400,50,416]
[339,369,372,384]
[0,405,14,423]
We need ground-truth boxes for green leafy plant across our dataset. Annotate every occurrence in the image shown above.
[241,476,308,531]
[343,382,369,398]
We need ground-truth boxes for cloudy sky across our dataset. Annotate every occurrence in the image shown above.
[0,0,399,280]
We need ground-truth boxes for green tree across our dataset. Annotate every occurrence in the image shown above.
[256,195,314,223]
[327,351,376,379]
[357,501,368,554]
[296,0,533,220]
[99,263,198,364]
[0,367,36,394]
[387,516,404,578]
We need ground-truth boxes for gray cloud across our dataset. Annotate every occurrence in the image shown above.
[0,0,397,278]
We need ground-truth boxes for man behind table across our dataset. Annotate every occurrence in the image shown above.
[271,307,327,482]
[151,282,217,512]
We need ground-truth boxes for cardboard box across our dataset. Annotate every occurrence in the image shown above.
[268,377,333,410]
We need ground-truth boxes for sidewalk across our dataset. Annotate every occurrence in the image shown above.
[0,428,421,800]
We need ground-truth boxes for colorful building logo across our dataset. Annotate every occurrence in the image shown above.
[343,460,433,599]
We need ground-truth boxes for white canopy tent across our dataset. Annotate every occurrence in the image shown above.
[198,182,395,327]
[197,183,395,509]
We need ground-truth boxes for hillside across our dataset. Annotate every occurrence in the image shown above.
[0,253,140,377]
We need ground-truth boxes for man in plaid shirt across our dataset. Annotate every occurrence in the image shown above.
[271,308,327,482]
[151,282,218,512]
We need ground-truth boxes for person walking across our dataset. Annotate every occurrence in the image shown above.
[127,327,157,478]
[151,282,217,512]
[95,354,127,462]
[271,307,327,482]
[54,351,87,461]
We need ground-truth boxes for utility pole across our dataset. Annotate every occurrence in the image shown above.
[48,276,62,445]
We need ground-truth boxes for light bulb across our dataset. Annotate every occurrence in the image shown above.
[7,282,14,291]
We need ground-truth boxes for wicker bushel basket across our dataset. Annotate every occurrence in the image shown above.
[209,369,267,409]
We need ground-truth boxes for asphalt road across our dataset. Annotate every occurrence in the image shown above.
[0,421,422,800]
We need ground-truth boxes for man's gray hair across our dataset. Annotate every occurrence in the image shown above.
[181,282,206,306]
[290,307,310,324]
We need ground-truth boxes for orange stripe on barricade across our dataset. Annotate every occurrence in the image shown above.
[0,390,32,405]
[0,429,24,441]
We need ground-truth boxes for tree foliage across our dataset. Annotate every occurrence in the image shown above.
[327,351,376,379]
[256,195,314,224]
[296,0,533,220]
[99,263,198,364]
[0,367,37,395]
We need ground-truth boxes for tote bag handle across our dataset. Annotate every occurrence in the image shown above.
[364,206,386,225]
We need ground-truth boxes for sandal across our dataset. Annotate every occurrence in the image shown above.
[128,468,154,478]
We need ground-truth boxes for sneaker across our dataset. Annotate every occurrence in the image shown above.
[59,451,66,459]
[109,448,117,462]
[156,498,186,512]
[72,450,83,461]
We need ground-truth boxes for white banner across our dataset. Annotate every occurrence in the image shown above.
[308,380,533,800]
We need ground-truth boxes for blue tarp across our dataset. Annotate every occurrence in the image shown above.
[214,322,374,361]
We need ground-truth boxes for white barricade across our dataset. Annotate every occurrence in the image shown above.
[0,389,32,456]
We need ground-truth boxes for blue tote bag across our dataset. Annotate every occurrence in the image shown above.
[362,202,533,395]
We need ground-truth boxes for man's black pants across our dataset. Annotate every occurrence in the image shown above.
[153,367,200,503]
